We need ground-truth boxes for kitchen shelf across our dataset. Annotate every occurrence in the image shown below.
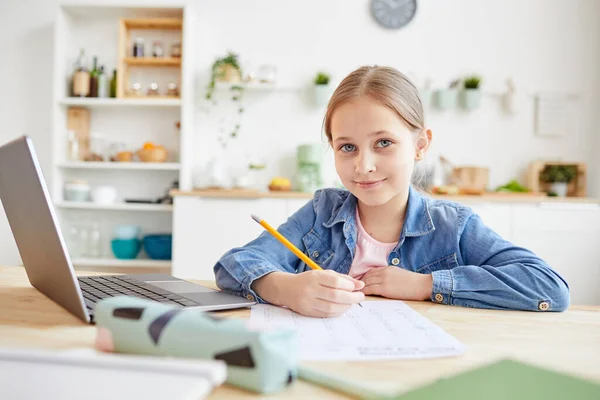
[213,81,300,92]
[122,17,182,30]
[58,161,181,170]
[124,57,181,67]
[72,257,171,268]
[59,97,181,107]
[57,202,173,212]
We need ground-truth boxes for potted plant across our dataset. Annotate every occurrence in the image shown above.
[313,71,331,107]
[206,51,242,101]
[460,75,482,110]
[434,79,460,110]
[540,165,577,197]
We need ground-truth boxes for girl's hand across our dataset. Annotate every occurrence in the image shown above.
[360,267,433,301]
[252,270,365,318]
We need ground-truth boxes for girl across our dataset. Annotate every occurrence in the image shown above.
[214,66,570,318]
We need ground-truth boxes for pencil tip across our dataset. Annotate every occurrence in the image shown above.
[251,214,261,223]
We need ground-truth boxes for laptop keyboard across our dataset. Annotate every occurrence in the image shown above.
[78,275,199,314]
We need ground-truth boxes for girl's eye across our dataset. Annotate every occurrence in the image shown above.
[340,144,356,153]
[376,139,392,148]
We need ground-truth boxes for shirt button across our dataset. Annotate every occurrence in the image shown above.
[538,301,549,311]
[391,258,400,266]
[246,294,255,301]
[312,251,319,258]
[434,293,444,302]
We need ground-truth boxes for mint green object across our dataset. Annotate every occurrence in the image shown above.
[392,359,600,400]
[94,297,299,394]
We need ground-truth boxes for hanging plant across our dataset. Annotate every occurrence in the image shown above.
[205,52,246,148]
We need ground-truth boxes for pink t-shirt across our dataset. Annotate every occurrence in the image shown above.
[348,208,398,280]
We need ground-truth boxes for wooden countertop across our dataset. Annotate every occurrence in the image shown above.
[1,265,599,399]
[171,189,600,204]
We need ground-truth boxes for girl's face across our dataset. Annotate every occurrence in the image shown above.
[330,97,419,207]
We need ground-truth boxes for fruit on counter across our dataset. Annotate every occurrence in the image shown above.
[269,177,292,191]
[495,179,529,193]
[432,185,460,195]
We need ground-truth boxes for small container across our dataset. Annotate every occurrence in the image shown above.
[143,234,173,260]
[171,41,182,58]
[64,180,91,202]
[91,185,118,204]
[152,41,164,57]
[111,238,141,260]
[167,82,179,96]
[133,38,144,57]
[147,82,159,96]
[113,224,141,240]
[130,82,142,96]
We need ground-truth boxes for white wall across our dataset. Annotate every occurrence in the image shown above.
[0,0,599,266]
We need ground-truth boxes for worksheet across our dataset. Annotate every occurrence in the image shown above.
[250,301,466,361]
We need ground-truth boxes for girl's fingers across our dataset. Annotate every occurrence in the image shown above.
[310,298,352,317]
[316,287,365,305]
[361,284,382,296]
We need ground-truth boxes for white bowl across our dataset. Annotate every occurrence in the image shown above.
[91,186,118,204]
[64,181,90,202]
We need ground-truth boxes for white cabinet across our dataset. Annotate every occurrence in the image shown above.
[172,197,288,280]
[511,203,600,306]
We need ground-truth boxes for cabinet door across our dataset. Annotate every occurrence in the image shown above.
[466,203,513,241]
[172,197,287,280]
[511,203,600,306]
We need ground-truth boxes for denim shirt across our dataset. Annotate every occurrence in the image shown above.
[214,186,570,312]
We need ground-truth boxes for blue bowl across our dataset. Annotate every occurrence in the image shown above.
[111,238,141,260]
[143,234,172,260]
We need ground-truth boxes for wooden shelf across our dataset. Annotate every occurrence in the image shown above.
[122,18,182,30]
[72,258,171,268]
[59,97,181,107]
[124,57,181,67]
[59,161,181,170]
[56,202,173,212]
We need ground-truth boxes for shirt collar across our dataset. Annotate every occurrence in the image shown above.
[323,186,434,238]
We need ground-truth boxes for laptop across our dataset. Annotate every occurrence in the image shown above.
[0,136,256,323]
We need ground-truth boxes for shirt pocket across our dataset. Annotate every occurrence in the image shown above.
[301,229,335,268]
[416,253,459,274]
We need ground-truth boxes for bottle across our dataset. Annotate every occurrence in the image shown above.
[89,56,99,97]
[88,221,102,258]
[67,130,80,161]
[109,69,117,98]
[72,49,90,97]
[133,38,144,57]
[97,66,108,98]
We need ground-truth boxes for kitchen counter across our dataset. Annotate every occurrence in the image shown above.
[170,189,600,204]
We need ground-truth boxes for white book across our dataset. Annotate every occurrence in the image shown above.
[0,347,227,400]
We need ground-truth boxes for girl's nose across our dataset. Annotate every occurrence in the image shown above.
[354,152,376,174]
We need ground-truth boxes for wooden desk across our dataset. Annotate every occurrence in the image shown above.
[1,265,599,399]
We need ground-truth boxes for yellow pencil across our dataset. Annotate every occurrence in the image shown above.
[251,214,322,270]
[250,214,363,307]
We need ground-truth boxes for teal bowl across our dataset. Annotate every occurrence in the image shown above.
[111,238,141,260]
[143,234,172,260]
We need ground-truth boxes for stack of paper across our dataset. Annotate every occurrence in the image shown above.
[250,300,465,361]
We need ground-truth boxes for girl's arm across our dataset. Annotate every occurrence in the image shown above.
[432,213,570,312]
[213,198,316,302]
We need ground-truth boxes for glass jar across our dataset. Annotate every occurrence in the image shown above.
[88,221,102,258]
[147,82,159,96]
[152,41,164,57]
[133,38,144,57]
[129,82,142,96]
[167,82,178,96]
[171,41,182,58]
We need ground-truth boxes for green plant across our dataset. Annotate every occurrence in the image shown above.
[314,72,330,85]
[206,51,243,101]
[464,76,481,90]
[540,165,577,183]
[205,52,246,145]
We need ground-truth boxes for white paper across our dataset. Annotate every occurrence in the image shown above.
[250,301,466,361]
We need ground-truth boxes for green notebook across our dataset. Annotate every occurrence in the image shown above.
[392,359,600,400]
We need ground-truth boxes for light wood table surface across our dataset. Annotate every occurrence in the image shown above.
[1,265,599,399]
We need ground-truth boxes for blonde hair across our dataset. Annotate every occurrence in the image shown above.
[322,66,430,190]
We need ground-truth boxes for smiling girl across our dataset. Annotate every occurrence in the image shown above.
[214,66,570,317]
